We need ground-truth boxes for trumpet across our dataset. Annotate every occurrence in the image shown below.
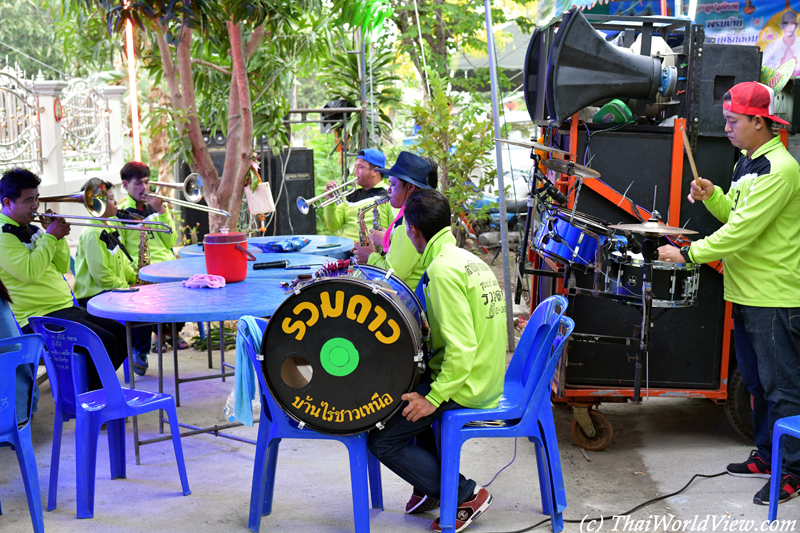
[296,177,357,215]
[145,173,230,218]
[150,173,203,203]
[37,178,173,233]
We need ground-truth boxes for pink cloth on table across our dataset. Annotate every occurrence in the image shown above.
[383,204,404,252]
[181,274,227,288]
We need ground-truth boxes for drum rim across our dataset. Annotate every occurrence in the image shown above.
[551,206,614,236]
[261,275,423,435]
[607,255,700,271]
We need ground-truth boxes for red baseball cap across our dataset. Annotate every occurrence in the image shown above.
[723,81,790,125]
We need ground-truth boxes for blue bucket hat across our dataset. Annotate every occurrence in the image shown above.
[356,148,386,168]
[375,151,433,190]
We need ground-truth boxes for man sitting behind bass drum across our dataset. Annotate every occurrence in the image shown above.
[368,189,507,533]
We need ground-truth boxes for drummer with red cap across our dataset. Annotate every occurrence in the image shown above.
[659,81,800,506]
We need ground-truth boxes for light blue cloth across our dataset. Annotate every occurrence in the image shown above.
[234,316,264,427]
[0,298,39,424]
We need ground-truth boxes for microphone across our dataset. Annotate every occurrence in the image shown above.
[536,179,567,205]
[625,231,643,254]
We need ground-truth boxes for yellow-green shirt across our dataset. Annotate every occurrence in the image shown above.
[74,219,137,301]
[0,213,73,327]
[118,195,178,266]
[689,135,800,306]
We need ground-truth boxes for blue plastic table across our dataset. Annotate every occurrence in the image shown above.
[88,279,290,460]
[177,235,353,259]
[138,254,329,283]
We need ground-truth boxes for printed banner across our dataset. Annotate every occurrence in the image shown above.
[697,0,800,75]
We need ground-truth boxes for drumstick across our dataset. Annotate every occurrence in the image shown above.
[681,128,700,186]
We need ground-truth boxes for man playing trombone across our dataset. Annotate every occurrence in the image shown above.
[118,162,178,264]
[0,168,128,391]
[117,162,185,358]
[322,149,394,243]
[73,180,153,375]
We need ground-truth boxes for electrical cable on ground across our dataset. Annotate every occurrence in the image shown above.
[483,469,728,533]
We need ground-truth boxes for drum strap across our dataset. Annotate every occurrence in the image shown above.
[415,270,429,313]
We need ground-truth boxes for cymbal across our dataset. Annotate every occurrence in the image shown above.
[494,138,572,156]
[540,158,601,179]
[609,221,698,236]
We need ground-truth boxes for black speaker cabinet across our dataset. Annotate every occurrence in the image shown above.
[261,148,316,236]
[690,43,762,137]
[773,77,800,134]
[559,129,739,388]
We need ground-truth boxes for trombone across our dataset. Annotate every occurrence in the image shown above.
[296,177,357,215]
[151,173,203,203]
[146,173,231,218]
[37,178,173,233]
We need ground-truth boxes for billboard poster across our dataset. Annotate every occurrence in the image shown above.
[694,0,799,75]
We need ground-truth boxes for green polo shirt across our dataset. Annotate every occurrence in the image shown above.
[0,213,73,327]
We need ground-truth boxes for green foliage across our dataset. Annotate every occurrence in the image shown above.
[53,1,121,76]
[0,0,67,76]
[318,33,402,151]
[331,0,393,45]
[410,72,495,229]
[390,1,524,82]
[66,0,333,173]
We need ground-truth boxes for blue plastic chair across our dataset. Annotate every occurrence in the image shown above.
[436,295,574,533]
[768,416,800,522]
[240,317,383,532]
[0,334,46,533]
[28,316,191,519]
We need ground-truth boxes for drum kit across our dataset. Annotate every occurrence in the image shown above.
[505,138,700,403]
[261,263,428,435]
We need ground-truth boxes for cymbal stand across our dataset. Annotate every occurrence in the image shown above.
[633,233,658,404]
[514,153,565,304]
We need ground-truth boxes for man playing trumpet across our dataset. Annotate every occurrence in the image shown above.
[322,149,394,243]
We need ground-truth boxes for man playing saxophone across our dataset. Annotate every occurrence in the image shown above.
[353,152,438,291]
[322,149,394,243]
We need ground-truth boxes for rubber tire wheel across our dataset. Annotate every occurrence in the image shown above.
[725,366,754,441]
[571,411,613,451]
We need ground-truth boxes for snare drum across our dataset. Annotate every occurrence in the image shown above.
[533,207,612,268]
[603,254,700,308]
[262,274,424,435]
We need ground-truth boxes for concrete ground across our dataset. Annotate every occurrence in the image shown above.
[2,343,799,533]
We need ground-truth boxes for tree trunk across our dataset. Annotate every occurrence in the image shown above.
[216,19,254,232]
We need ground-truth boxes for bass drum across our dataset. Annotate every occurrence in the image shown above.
[347,264,423,325]
[262,275,423,435]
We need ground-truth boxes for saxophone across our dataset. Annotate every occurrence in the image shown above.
[357,194,390,252]
[134,228,152,285]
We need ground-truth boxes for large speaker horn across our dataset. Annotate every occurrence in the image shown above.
[523,28,547,123]
[546,9,677,124]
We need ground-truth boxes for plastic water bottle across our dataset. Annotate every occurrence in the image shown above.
[223,389,236,422]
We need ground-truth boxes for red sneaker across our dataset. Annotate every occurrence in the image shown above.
[406,487,439,514]
[431,487,492,533]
